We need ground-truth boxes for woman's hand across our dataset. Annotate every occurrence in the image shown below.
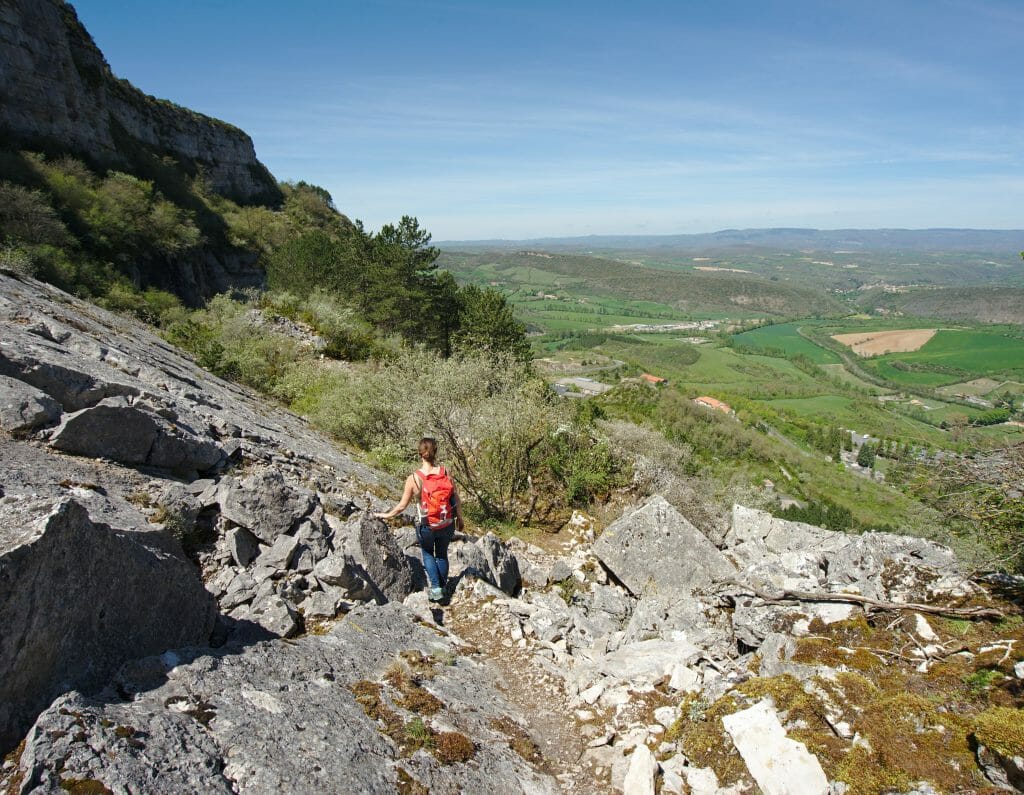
[373,511,391,520]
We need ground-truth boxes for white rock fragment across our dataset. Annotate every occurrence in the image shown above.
[653,705,679,729]
[913,613,939,642]
[580,682,605,705]
[683,766,721,795]
[622,743,658,795]
[722,699,828,795]
[668,663,701,693]
[1014,660,1024,679]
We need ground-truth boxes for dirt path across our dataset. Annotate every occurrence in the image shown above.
[444,590,615,794]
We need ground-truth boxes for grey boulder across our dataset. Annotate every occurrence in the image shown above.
[327,514,414,603]
[219,469,315,542]
[0,375,61,435]
[593,496,736,597]
[0,497,216,751]
[49,397,222,474]
[455,532,521,595]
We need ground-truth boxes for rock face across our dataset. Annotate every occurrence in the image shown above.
[18,604,558,795]
[0,273,386,749]
[0,498,216,751]
[0,0,279,206]
[50,397,224,475]
[0,0,281,302]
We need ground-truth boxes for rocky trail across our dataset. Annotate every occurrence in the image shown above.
[2,271,1024,794]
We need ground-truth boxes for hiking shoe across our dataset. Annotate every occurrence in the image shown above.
[428,587,444,602]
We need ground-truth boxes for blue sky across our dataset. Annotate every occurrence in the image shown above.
[73,0,1022,240]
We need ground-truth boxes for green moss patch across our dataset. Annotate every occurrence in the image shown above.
[974,707,1024,758]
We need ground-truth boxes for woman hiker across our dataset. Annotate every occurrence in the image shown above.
[374,437,464,602]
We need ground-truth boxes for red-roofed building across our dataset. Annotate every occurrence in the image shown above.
[640,373,668,386]
[694,396,733,414]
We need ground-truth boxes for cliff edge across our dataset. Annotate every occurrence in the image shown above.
[0,0,280,206]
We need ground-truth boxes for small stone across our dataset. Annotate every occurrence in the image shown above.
[580,683,605,705]
[587,729,614,748]
[653,706,679,728]
[256,534,299,570]
[722,700,828,795]
[226,527,260,567]
[247,595,300,638]
[682,766,720,795]
[661,769,685,795]
[1014,660,1024,679]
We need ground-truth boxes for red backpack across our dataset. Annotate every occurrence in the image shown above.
[414,466,455,530]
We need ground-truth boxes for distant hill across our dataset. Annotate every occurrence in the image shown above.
[857,286,1024,325]
[440,250,847,318]
[442,228,1024,255]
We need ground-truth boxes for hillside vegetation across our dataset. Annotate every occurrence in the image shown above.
[857,286,1024,325]
[439,249,847,319]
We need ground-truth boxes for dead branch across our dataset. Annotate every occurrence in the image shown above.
[729,583,1004,620]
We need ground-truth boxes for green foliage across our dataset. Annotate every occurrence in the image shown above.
[165,294,302,389]
[972,408,1011,426]
[777,498,855,532]
[0,181,69,246]
[265,229,361,297]
[963,668,1003,695]
[806,424,847,459]
[277,348,623,523]
[454,284,530,361]
[98,282,184,325]
[856,443,876,468]
[901,443,1024,572]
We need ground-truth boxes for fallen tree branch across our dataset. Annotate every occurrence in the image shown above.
[728,584,1004,620]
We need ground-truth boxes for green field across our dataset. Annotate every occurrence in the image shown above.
[859,329,1024,387]
[819,364,888,393]
[896,329,1024,371]
[734,323,841,364]
[766,395,857,416]
[863,358,962,387]
[440,249,847,325]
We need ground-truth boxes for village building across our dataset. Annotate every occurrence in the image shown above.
[694,396,733,414]
[640,373,669,386]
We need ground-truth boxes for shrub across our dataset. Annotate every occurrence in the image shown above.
[278,349,622,522]
[165,294,304,390]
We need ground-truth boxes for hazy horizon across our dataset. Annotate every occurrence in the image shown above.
[72,0,1023,239]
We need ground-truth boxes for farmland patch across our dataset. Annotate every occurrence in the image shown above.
[832,329,937,356]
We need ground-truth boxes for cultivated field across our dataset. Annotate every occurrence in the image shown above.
[832,328,937,356]
[735,323,841,364]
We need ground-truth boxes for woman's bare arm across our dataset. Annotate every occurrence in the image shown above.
[373,475,418,519]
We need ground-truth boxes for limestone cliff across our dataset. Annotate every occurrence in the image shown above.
[0,0,281,206]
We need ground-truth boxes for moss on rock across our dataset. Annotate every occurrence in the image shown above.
[974,706,1024,759]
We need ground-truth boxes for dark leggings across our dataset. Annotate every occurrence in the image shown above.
[416,523,452,589]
